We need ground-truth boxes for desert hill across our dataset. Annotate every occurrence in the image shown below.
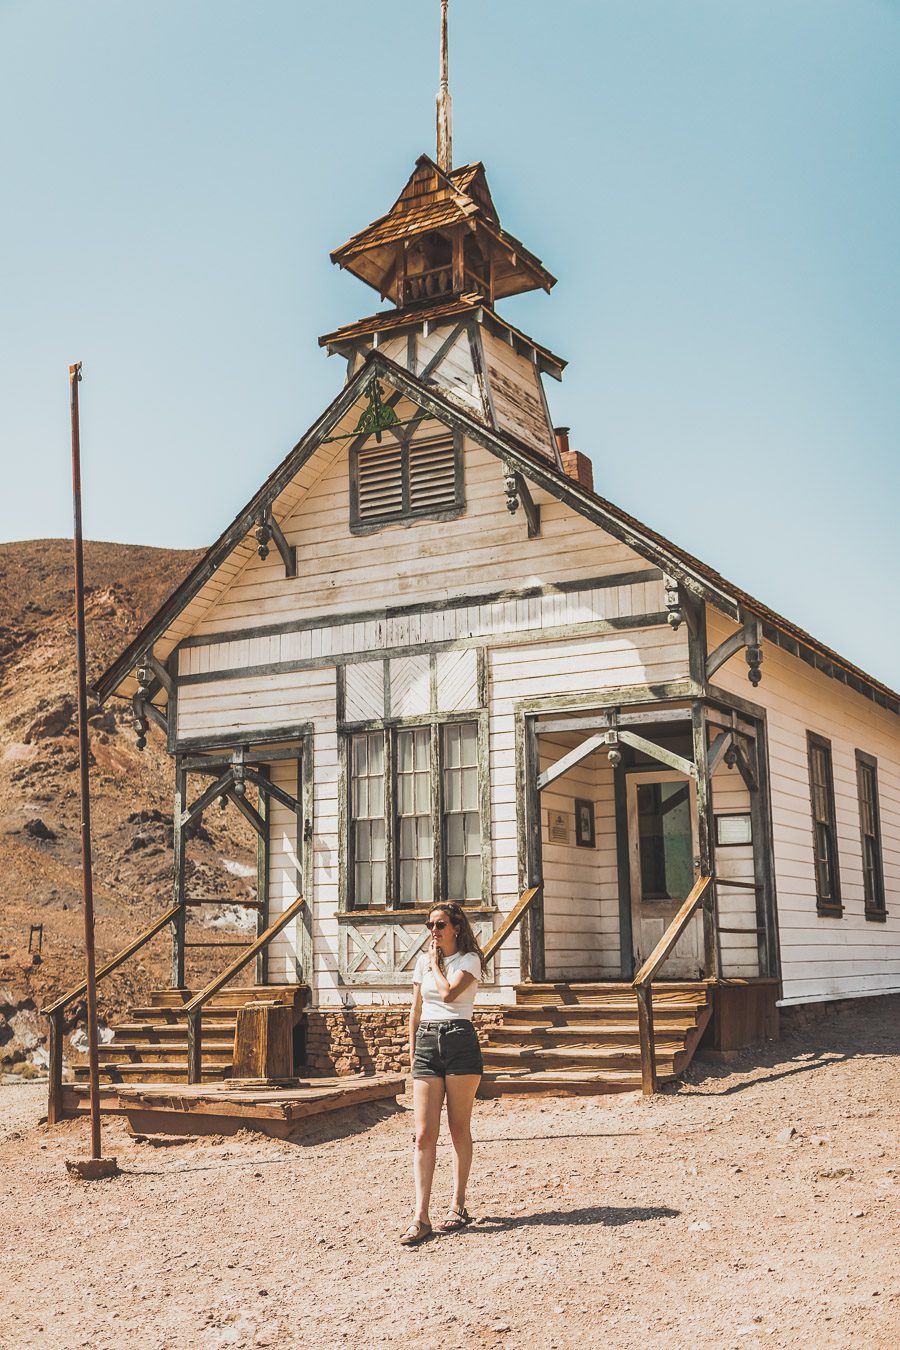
[0,539,258,1068]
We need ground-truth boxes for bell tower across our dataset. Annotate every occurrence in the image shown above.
[319,0,566,465]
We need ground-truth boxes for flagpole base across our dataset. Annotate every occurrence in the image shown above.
[65,1156,119,1181]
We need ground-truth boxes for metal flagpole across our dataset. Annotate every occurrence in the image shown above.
[67,362,116,1179]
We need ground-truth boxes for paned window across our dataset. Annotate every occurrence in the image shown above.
[351,733,386,906]
[443,722,482,901]
[347,719,483,909]
[351,432,462,529]
[397,728,433,905]
[807,733,842,914]
[856,752,886,919]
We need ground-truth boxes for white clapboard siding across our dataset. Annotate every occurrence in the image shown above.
[177,575,666,678]
[186,440,650,639]
[706,608,900,1002]
[711,760,759,978]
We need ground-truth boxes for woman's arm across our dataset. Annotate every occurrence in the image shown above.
[429,947,478,1004]
[408,983,422,1067]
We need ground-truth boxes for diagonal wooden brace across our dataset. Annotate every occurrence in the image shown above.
[706,617,763,687]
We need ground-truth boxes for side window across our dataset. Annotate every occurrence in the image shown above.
[856,751,886,919]
[807,733,842,915]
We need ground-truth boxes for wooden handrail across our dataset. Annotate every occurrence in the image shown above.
[43,903,182,1017]
[631,874,714,1097]
[43,901,182,1126]
[482,886,541,964]
[185,894,306,1083]
[632,874,713,989]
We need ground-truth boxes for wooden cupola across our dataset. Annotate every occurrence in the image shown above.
[330,155,556,310]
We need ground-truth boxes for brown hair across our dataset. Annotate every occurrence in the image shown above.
[429,903,489,976]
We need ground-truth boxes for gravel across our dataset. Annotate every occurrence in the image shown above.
[1,998,897,1349]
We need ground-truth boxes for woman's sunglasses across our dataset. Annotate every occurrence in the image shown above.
[426,919,448,931]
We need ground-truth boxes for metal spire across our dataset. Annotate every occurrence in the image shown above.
[436,0,453,173]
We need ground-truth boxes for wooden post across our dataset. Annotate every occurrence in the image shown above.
[522,714,544,982]
[256,771,270,986]
[47,1010,64,1126]
[635,985,657,1095]
[69,361,103,1163]
[171,763,187,989]
[187,1008,202,1085]
[692,700,718,980]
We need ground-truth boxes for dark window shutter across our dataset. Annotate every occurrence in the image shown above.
[408,434,458,513]
[356,443,404,521]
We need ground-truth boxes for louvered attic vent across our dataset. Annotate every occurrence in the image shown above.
[351,432,462,530]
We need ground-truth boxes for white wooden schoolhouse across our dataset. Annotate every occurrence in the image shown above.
[79,42,899,1103]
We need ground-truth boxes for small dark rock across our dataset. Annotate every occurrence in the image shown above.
[24,818,57,842]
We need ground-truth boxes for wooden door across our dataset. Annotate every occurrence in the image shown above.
[627,771,703,980]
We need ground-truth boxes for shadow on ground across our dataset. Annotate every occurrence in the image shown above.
[467,1204,680,1232]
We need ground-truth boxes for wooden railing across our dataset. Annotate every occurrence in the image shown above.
[632,874,715,1096]
[42,903,182,1125]
[481,885,541,964]
[184,894,306,1084]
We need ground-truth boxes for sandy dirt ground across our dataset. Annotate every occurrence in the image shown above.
[1,998,898,1350]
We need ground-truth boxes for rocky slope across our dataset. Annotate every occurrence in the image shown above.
[0,540,257,1069]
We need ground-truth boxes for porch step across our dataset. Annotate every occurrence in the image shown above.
[479,980,712,1097]
[513,982,710,1006]
[68,986,306,1088]
[479,1069,675,1098]
[73,1062,229,1083]
[111,1021,237,1041]
[498,1002,704,1023]
[148,985,306,1009]
[486,1021,697,1046]
[482,1045,686,1073]
[97,1042,233,1062]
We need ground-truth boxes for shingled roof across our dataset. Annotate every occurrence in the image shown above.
[330,155,555,302]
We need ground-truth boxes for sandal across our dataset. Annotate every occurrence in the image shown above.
[436,1205,472,1233]
[399,1219,433,1247]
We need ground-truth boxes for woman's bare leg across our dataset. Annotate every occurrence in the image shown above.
[412,1077,445,1223]
[444,1074,481,1211]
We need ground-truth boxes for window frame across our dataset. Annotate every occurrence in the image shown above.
[855,750,887,921]
[806,731,843,916]
[349,427,465,534]
[344,711,489,913]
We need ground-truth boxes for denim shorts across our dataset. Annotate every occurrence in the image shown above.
[412,1020,483,1079]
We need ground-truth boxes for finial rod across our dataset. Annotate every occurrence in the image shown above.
[436,0,453,173]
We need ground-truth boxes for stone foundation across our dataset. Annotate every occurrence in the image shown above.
[304,1005,502,1076]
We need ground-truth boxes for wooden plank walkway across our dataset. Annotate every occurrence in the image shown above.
[61,1074,406,1139]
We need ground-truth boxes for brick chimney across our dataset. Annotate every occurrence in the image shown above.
[555,427,594,493]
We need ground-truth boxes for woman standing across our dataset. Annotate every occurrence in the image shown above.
[400,902,486,1246]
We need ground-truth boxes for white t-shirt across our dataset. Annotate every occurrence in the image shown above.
[413,950,482,1022]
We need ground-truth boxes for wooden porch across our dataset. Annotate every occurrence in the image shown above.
[60,1074,406,1140]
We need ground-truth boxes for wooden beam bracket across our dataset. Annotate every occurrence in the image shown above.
[706,617,763,688]
[502,460,541,537]
[255,509,297,579]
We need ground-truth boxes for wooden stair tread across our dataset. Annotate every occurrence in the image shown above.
[487,1021,698,1037]
[483,1046,679,1067]
[97,1042,233,1057]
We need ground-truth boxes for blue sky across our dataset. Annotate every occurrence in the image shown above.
[1,0,898,684]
